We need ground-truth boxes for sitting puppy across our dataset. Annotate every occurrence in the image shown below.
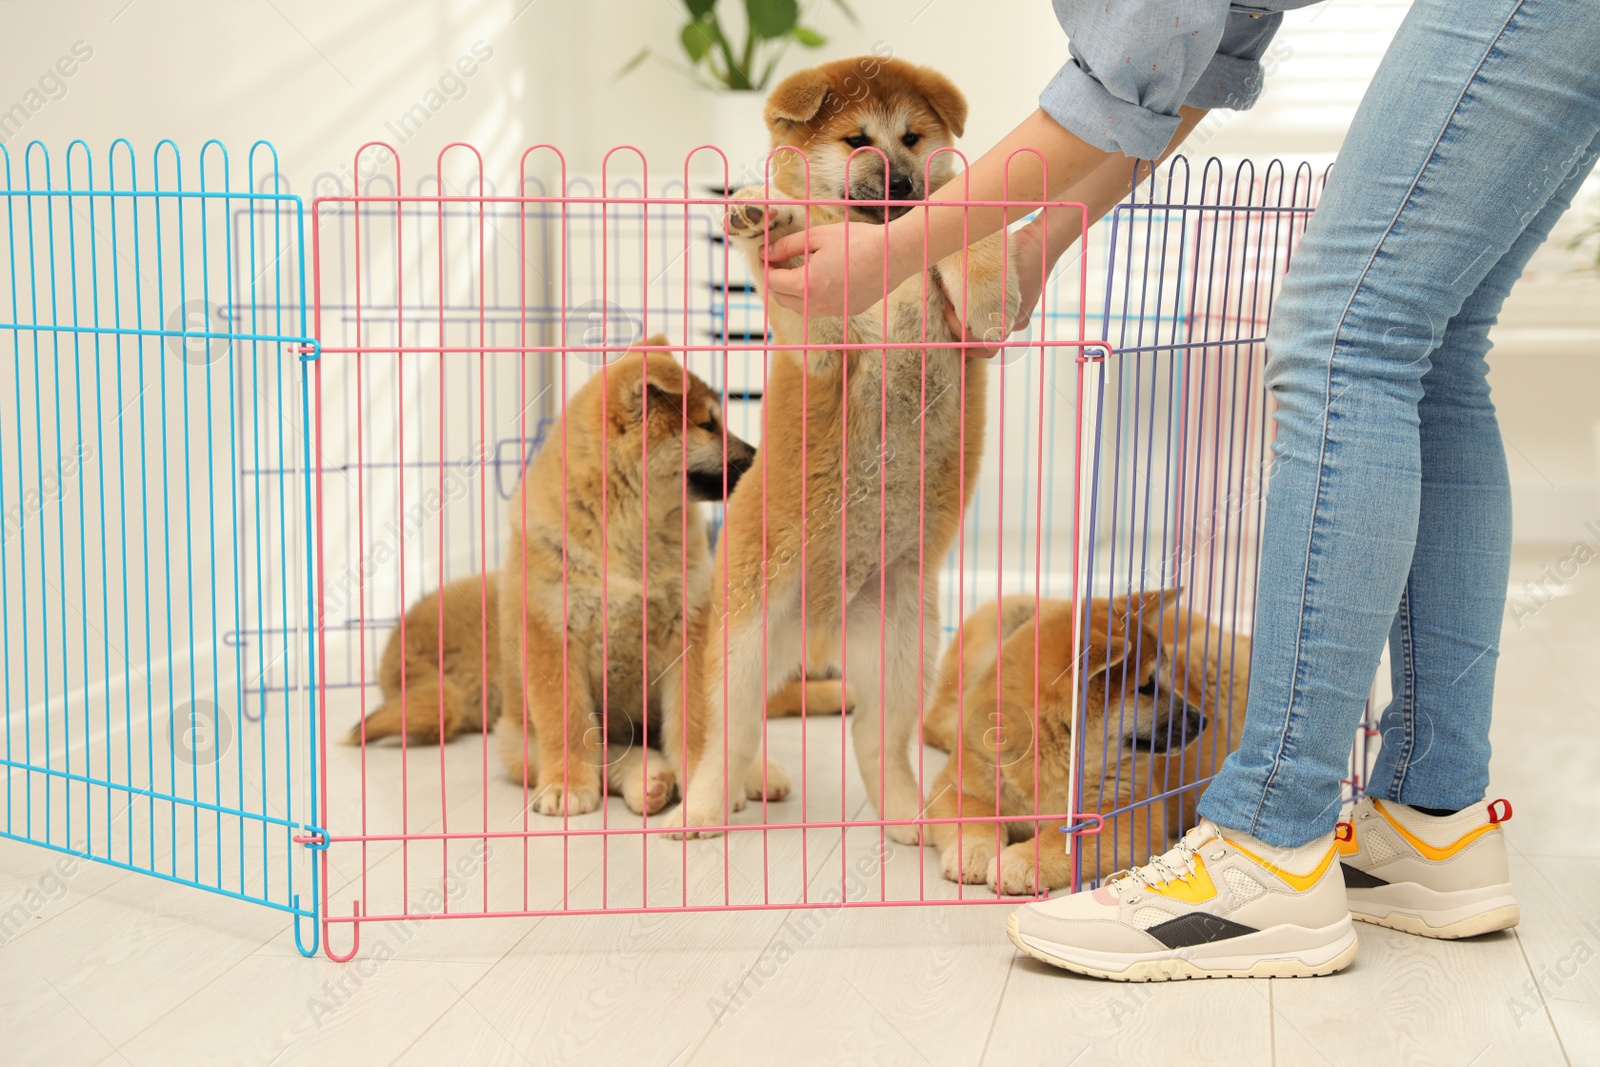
[924,592,1250,894]
[500,339,794,817]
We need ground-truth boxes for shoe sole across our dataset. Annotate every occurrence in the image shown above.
[1006,913,1358,982]
[1351,903,1520,940]
[1346,881,1520,939]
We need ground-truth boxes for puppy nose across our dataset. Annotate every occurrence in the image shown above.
[887,174,914,200]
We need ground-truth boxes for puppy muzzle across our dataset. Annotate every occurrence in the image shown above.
[1130,699,1208,754]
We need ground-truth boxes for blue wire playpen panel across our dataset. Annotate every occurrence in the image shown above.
[0,139,323,953]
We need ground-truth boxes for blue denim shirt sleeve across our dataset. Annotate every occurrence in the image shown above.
[1040,1,1284,159]
[1184,10,1285,111]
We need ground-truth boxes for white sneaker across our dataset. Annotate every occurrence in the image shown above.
[1338,797,1520,939]
[1006,819,1357,981]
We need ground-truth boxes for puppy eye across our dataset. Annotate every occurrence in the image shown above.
[1137,676,1158,697]
[843,133,871,150]
[901,132,921,148]
[697,420,718,433]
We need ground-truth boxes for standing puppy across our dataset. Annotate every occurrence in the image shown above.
[669,58,1021,841]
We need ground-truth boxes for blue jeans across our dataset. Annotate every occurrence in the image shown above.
[1197,0,1600,847]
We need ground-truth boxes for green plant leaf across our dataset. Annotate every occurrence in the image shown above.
[681,19,714,63]
[615,47,652,80]
[684,0,717,18]
[791,26,825,46]
[746,0,799,39]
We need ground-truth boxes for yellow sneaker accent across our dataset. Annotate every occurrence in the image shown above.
[1372,800,1497,861]
[1223,839,1337,893]
[1142,852,1219,904]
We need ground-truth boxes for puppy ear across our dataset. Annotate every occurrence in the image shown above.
[766,67,831,128]
[622,339,688,416]
[1112,587,1179,630]
[1083,630,1131,681]
[913,65,968,139]
[641,360,688,400]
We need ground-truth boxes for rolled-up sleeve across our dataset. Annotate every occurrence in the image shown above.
[1184,10,1285,111]
[1039,1,1283,160]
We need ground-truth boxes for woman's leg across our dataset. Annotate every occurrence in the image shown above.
[1369,132,1600,810]
[1197,0,1600,847]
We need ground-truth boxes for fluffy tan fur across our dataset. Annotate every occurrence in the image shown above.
[343,574,503,748]
[923,593,1250,895]
[496,340,812,818]
[344,347,743,815]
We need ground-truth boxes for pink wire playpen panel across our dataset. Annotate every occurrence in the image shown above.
[301,145,1342,959]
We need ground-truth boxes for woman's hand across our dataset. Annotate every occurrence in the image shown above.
[761,220,922,318]
[761,211,1056,351]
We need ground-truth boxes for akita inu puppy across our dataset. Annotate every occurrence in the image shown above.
[924,592,1250,894]
[669,57,1022,840]
[500,340,805,817]
[345,345,760,816]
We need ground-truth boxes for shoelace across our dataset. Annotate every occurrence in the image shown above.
[1109,821,1221,895]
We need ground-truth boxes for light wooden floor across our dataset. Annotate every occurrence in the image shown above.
[2,545,1597,1067]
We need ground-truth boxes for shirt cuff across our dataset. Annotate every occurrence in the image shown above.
[1038,58,1183,161]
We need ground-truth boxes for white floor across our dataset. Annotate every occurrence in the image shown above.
[2,545,1598,1067]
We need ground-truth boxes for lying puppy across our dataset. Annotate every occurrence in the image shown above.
[342,574,502,747]
[500,339,797,817]
[924,592,1249,894]
[673,57,1021,840]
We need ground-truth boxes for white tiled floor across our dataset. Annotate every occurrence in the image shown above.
[3,545,1598,1067]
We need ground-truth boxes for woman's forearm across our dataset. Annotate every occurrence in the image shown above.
[762,108,1208,316]
[889,106,1210,279]
[886,109,1105,277]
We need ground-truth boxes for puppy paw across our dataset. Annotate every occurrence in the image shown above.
[744,758,792,802]
[937,246,1024,347]
[940,836,997,884]
[965,280,1022,346]
[620,762,677,816]
[659,802,727,840]
[878,783,926,845]
[988,842,1050,897]
[532,783,602,817]
[725,187,803,243]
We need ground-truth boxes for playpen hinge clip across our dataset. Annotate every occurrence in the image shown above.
[293,827,331,851]
[291,341,320,362]
[1058,813,1105,838]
